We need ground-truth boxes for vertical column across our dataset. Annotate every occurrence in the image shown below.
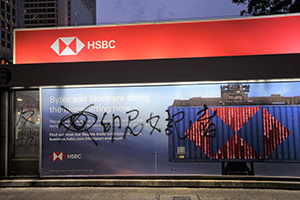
[0,90,8,177]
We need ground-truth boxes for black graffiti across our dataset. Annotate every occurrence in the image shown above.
[196,105,217,137]
[100,109,144,142]
[17,135,37,147]
[124,109,143,139]
[100,112,111,132]
[166,105,217,139]
[16,99,35,126]
[57,104,217,144]
[16,128,38,147]
[100,112,122,142]
[15,99,39,147]
[111,114,121,142]
[59,104,98,146]
[165,110,186,139]
[146,112,161,135]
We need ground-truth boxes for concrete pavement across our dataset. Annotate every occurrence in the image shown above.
[1,176,300,199]
[1,187,300,200]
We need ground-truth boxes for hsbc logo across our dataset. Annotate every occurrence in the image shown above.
[51,37,85,56]
[50,152,81,161]
[51,36,116,56]
[50,152,66,161]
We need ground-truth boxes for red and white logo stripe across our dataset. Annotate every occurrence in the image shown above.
[50,152,66,161]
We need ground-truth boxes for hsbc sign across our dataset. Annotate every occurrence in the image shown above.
[14,15,300,64]
[51,37,85,56]
[87,40,116,50]
[50,152,81,161]
[50,152,66,161]
[50,37,116,56]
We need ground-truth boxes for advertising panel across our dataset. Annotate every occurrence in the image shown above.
[41,80,300,176]
[15,14,300,64]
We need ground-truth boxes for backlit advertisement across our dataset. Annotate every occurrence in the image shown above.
[15,14,300,64]
[41,80,300,176]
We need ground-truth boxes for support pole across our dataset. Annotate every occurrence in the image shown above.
[152,151,159,175]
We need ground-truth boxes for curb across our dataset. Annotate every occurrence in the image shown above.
[1,176,300,189]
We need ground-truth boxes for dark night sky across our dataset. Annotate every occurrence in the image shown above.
[96,0,247,24]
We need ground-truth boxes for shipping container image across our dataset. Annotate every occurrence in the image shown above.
[168,85,300,164]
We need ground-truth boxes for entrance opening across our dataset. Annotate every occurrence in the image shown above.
[222,162,255,175]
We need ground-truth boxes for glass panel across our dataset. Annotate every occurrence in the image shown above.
[13,90,39,159]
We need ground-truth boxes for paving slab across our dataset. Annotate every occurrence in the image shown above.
[1,187,300,200]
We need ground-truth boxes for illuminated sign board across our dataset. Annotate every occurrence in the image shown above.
[41,80,300,176]
[15,14,300,64]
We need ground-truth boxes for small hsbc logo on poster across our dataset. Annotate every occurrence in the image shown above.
[50,36,116,56]
[50,152,81,161]
[50,152,66,161]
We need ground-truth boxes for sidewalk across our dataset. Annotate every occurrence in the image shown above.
[1,187,300,200]
[1,176,300,199]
